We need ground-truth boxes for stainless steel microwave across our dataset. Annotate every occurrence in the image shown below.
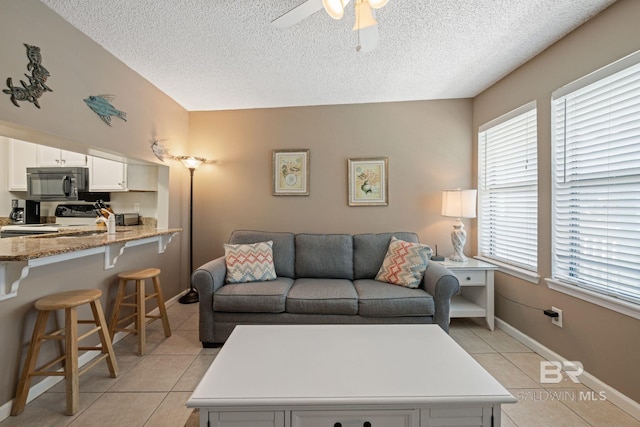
[26,167,89,201]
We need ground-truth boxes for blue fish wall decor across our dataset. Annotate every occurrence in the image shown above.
[84,94,127,126]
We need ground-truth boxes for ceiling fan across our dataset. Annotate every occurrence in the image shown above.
[272,0,391,53]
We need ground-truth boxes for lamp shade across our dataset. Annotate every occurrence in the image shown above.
[323,0,351,19]
[177,156,206,170]
[369,0,389,9]
[353,0,377,30]
[441,189,477,219]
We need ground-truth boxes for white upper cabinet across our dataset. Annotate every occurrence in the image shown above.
[5,141,157,193]
[89,156,126,191]
[8,139,38,191]
[36,145,87,167]
[89,156,157,192]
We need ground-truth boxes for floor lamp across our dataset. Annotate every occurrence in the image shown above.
[177,156,206,304]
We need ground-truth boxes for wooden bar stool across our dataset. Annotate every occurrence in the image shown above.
[109,268,171,356]
[12,289,118,416]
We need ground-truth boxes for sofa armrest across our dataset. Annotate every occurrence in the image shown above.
[421,262,460,333]
[192,256,227,344]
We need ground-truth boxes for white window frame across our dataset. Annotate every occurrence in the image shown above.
[478,101,539,283]
[547,50,640,320]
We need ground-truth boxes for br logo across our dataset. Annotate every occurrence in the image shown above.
[540,361,584,383]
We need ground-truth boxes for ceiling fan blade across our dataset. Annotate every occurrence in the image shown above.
[272,0,324,28]
[356,24,379,52]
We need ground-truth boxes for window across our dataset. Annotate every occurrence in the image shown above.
[551,51,640,310]
[478,102,538,272]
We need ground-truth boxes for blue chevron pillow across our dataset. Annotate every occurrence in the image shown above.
[224,240,277,284]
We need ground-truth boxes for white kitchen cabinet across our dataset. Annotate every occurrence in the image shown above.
[36,145,87,167]
[89,156,158,192]
[89,156,125,191]
[8,139,38,191]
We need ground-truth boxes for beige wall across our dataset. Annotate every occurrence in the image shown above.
[473,0,640,403]
[0,0,190,408]
[0,1,188,163]
[3,0,638,416]
[188,100,473,268]
[0,0,190,290]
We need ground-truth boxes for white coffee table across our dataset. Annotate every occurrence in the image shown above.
[187,325,515,427]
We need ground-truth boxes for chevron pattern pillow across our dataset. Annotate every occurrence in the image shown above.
[375,237,432,288]
[224,240,277,284]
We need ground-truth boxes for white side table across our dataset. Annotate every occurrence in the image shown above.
[434,258,497,330]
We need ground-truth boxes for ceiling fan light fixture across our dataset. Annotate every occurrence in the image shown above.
[323,0,351,20]
[353,0,377,30]
[368,0,389,9]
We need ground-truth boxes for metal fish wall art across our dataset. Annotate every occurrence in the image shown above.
[83,94,127,126]
[151,139,175,162]
[3,43,53,108]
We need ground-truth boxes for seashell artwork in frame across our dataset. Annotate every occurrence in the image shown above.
[273,149,310,196]
[348,157,389,206]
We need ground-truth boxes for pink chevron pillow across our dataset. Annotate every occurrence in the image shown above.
[224,240,277,284]
[375,237,432,288]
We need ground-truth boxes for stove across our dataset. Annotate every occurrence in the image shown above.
[1,204,99,238]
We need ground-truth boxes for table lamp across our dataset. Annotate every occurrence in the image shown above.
[441,189,477,262]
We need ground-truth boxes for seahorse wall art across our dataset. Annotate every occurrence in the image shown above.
[3,43,52,108]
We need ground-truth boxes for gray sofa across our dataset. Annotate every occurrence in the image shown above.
[192,230,460,346]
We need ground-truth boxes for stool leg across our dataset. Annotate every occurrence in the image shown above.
[11,310,49,416]
[90,300,119,378]
[65,307,79,416]
[109,279,127,341]
[136,280,146,356]
[152,275,171,338]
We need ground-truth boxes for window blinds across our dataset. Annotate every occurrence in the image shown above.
[552,55,640,305]
[478,103,538,270]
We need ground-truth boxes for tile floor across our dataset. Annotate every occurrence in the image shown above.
[1,302,638,427]
[449,320,639,427]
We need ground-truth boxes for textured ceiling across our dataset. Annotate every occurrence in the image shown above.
[40,0,616,111]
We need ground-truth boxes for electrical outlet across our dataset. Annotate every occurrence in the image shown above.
[551,306,563,327]
[134,203,140,213]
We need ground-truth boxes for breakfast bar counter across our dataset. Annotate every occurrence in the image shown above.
[0,226,181,261]
[0,226,181,300]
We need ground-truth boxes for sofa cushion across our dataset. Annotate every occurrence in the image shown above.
[214,277,294,313]
[295,234,354,280]
[354,279,435,317]
[375,237,432,288]
[229,230,295,278]
[286,278,358,315]
[224,241,277,284]
[353,232,419,279]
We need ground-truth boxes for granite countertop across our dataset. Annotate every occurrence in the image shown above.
[0,226,182,261]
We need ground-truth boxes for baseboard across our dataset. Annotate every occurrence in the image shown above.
[0,290,188,422]
[496,317,640,421]
[0,349,102,421]
[165,290,186,307]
